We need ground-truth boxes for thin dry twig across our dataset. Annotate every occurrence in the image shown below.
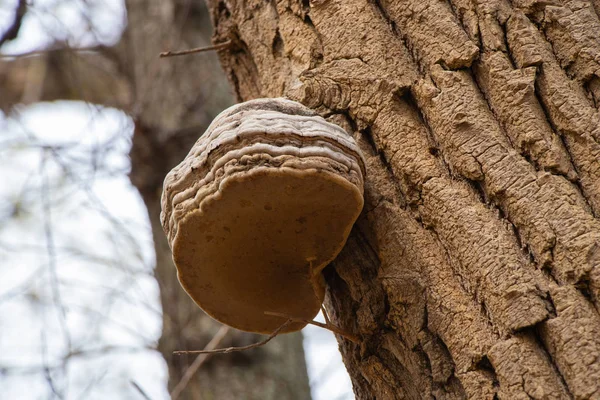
[264,311,360,344]
[173,319,292,356]
[159,40,232,58]
[170,325,230,400]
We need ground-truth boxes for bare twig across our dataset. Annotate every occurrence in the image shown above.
[170,325,230,400]
[173,319,292,356]
[264,311,360,344]
[159,40,232,58]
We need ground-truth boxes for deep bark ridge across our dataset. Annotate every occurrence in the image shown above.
[161,97,365,334]
[207,0,600,398]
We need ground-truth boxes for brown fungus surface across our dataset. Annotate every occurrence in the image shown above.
[161,98,365,333]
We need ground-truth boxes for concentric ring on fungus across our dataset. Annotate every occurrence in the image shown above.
[161,98,366,334]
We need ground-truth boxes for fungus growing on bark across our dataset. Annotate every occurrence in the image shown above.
[161,98,365,334]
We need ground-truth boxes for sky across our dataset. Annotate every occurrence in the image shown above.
[0,1,353,399]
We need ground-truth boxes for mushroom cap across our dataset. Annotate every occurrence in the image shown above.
[161,98,365,333]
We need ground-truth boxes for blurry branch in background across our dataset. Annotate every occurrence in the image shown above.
[0,44,131,111]
[41,152,72,350]
[0,104,160,398]
[130,380,153,400]
[0,0,131,112]
[0,0,26,46]
[39,150,71,399]
[0,44,112,59]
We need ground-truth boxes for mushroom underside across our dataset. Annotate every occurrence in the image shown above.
[173,168,363,333]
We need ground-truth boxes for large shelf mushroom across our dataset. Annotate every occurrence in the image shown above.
[161,98,366,334]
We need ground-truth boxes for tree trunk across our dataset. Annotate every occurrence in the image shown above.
[1,1,311,398]
[206,0,600,398]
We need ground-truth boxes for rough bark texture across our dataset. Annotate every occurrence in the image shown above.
[1,1,311,399]
[207,0,600,398]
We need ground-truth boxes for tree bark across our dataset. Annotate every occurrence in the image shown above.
[206,0,600,398]
[1,1,311,399]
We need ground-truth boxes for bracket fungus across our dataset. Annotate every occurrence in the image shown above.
[161,98,365,334]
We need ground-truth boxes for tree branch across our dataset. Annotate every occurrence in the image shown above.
[0,0,27,46]
[159,40,232,58]
[0,45,131,112]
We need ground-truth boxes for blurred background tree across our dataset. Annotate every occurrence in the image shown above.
[0,0,353,399]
